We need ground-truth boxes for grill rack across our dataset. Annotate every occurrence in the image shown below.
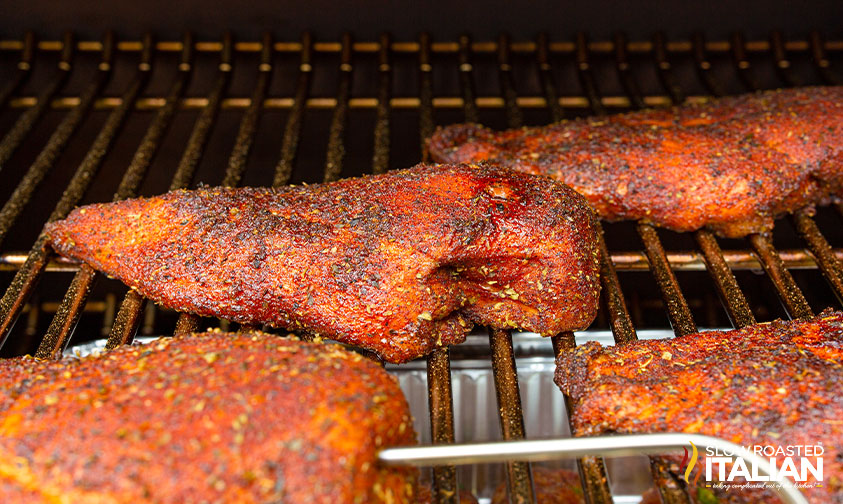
[0,30,841,503]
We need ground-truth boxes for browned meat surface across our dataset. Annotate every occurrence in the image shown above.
[46,164,601,363]
[555,311,843,503]
[0,332,417,503]
[491,466,584,503]
[429,86,843,237]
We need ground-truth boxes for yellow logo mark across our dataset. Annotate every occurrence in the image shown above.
[684,441,699,484]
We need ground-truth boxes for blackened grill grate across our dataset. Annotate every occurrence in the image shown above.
[1,30,842,503]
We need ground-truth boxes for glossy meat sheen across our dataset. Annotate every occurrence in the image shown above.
[555,311,843,503]
[429,86,843,237]
[46,164,601,363]
[0,332,417,504]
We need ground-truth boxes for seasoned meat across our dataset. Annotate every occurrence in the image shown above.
[46,164,601,363]
[429,86,843,237]
[491,466,584,503]
[0,332,417,503]
[554,311,843,503]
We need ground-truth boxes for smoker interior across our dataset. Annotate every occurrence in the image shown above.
[1,31,842,503]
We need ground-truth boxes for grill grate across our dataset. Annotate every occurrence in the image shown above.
[1,30,843,503]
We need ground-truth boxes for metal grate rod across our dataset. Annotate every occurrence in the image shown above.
[536,33,563,123]
[35,34,157,359]
[272,31,313,187]
[322,32,353,183]
[0,31,73,172]
[770,30,798,86]
[457,34,480,124]
[691,32,723,97]
[0,31,35,110]
[105,33,196,349]
[575,32,605,116]
[418,33,435,157]
[652,32,684,105]
[694,231,756,327]
[810,31,839,85]
[748,233,813,318]
[730,32,760,91]
[0,32,118,349]
[551,333,614,504]
[220,32,274,187]
[371,32,392,175]
[489,329,536,504]
[497,33,523,129]
[792,210,843,303]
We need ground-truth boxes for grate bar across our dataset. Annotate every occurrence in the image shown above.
[551,333,614,504]
[536,33,563,123]
[322,32,353,183]
[220,32,273,187]
[574,32,606,116]
[426,348,458,504]
[418,33,435,157]
[489,329,535,504]
[371,32,392,175]
[105,33,196,349]
[637,224,697,336]
[272,32,312,187]
[730,32,760,91]
[613,32,646,109]
[0,32,73,172]
[792,211,843,303]
[694,231,756,327]
[497,33,523,129]
[770,30,798,86]
[652,32,684,105]
[458,35,480,123]
[538,32,613,503]
[691,32,723,97]
[748,234,813,318]
[810,31,839,85]
[0,33,118,349]
[35,36,156,359]
[0,31,35,110]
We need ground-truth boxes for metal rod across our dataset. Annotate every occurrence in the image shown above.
[0,31,73,172]
[691,32,724,97]
[597,225,637,344]
[748,234,813,318]
[426,348,458,504]
[0,33,118,349]
[730,32,760,92]
[551,334,613,504]
[810,31,838,85]
[652,32,684,105]
[694,231,756,328]
[220,32,273,187]
[457,34,479,123]
[536,33,563,122]
[35,36,156,359]
[0,30,35,110]
[575,32,605,116]
[793,210,843,304]
[497,33,523,129]
[371,32,392,175]
[10,247,839,274]
[637,223,697,336]
[380,434,808,504]
[322,32,353,183]
[770,30,798,86]
[104,33,195,349]
[613,32,646,109]
[418,32,435,158]
[489,329,535,504]
[272,31,312,187]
